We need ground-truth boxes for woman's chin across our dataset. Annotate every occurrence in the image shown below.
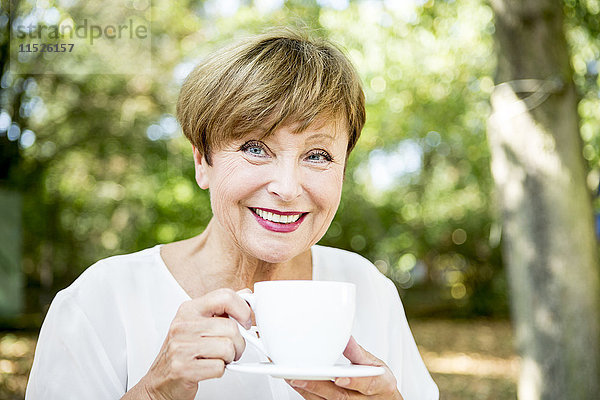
[255,250,296,264]
[246,242,303,264]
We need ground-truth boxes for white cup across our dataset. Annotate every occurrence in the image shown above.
[237,280,356,367]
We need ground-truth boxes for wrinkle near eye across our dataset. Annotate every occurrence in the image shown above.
[240,140,271,158]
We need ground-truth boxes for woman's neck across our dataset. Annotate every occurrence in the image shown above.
[160,218,312,298]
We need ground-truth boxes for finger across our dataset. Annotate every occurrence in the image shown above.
[195,336,238,364]
[334,373,398,396]
[166,337,238,364]
[288,380,349,399]
[169,317,246,358]
[337,337,398,395]
[167,317,246,360]
[155,353,226,383]
[190,358,227,381]
[181,288,253,328]
[343,336,384,366]
[151,343,225,383]
[289,386,326,400]
[203,317,247,360]
[169,317,238,338]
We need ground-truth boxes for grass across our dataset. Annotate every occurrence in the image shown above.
[1,319,517,399]
[411,319,518,400]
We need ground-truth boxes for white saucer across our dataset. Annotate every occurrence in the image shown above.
[226,362,385,380]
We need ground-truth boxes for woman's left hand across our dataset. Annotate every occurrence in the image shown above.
[287,336,403,400]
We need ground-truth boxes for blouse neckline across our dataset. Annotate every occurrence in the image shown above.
[152,244,319,300]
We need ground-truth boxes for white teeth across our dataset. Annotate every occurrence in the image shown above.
[253,208,302,224]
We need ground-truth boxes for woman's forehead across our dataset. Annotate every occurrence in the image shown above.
[258,116,348,142]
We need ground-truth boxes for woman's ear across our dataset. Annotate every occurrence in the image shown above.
[193,147,210,189]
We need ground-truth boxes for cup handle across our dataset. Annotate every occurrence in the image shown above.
[235,291,270,359]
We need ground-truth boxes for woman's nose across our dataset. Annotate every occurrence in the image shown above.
[267,162,303,202]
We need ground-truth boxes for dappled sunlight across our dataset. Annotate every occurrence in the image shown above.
[412,319,518,400]
[422,350,519,378]
[0,334,36,399]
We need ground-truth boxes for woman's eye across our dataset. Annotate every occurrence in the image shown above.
[248,146,263,155]
[306,150,333,162]
[241,141,268,157]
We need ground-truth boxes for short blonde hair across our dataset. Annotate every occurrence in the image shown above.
[176,28,366,163]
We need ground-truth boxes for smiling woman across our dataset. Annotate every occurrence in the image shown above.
[24,28,439,400]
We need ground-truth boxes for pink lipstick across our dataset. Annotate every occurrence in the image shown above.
[250,207,307,233]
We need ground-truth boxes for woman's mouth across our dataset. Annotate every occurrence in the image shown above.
[250,207,308,233]
[252,208,302,223]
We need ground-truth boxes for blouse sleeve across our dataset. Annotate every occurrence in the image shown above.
[25,290,126,400]
[383,278,439,400]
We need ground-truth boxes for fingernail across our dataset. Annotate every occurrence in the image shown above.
[290,380,306,388]
[336,377,351,386]
[245,318,252,329]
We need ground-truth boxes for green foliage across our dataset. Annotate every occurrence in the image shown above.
[565,0,600,211]
[318,0,505,316]
[2,0,597,319]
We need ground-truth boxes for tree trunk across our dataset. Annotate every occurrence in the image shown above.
[487,1,600,399]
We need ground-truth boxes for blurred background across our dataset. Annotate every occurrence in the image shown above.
[1,0,599,399]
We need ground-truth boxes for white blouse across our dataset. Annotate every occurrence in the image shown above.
[26,244,439,400]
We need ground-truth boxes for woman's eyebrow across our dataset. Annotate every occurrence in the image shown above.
[305,133,336,142]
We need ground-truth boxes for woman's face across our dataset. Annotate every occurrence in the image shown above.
[194,120,348,263]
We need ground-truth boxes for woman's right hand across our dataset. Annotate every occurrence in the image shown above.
[124,288,253,400]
